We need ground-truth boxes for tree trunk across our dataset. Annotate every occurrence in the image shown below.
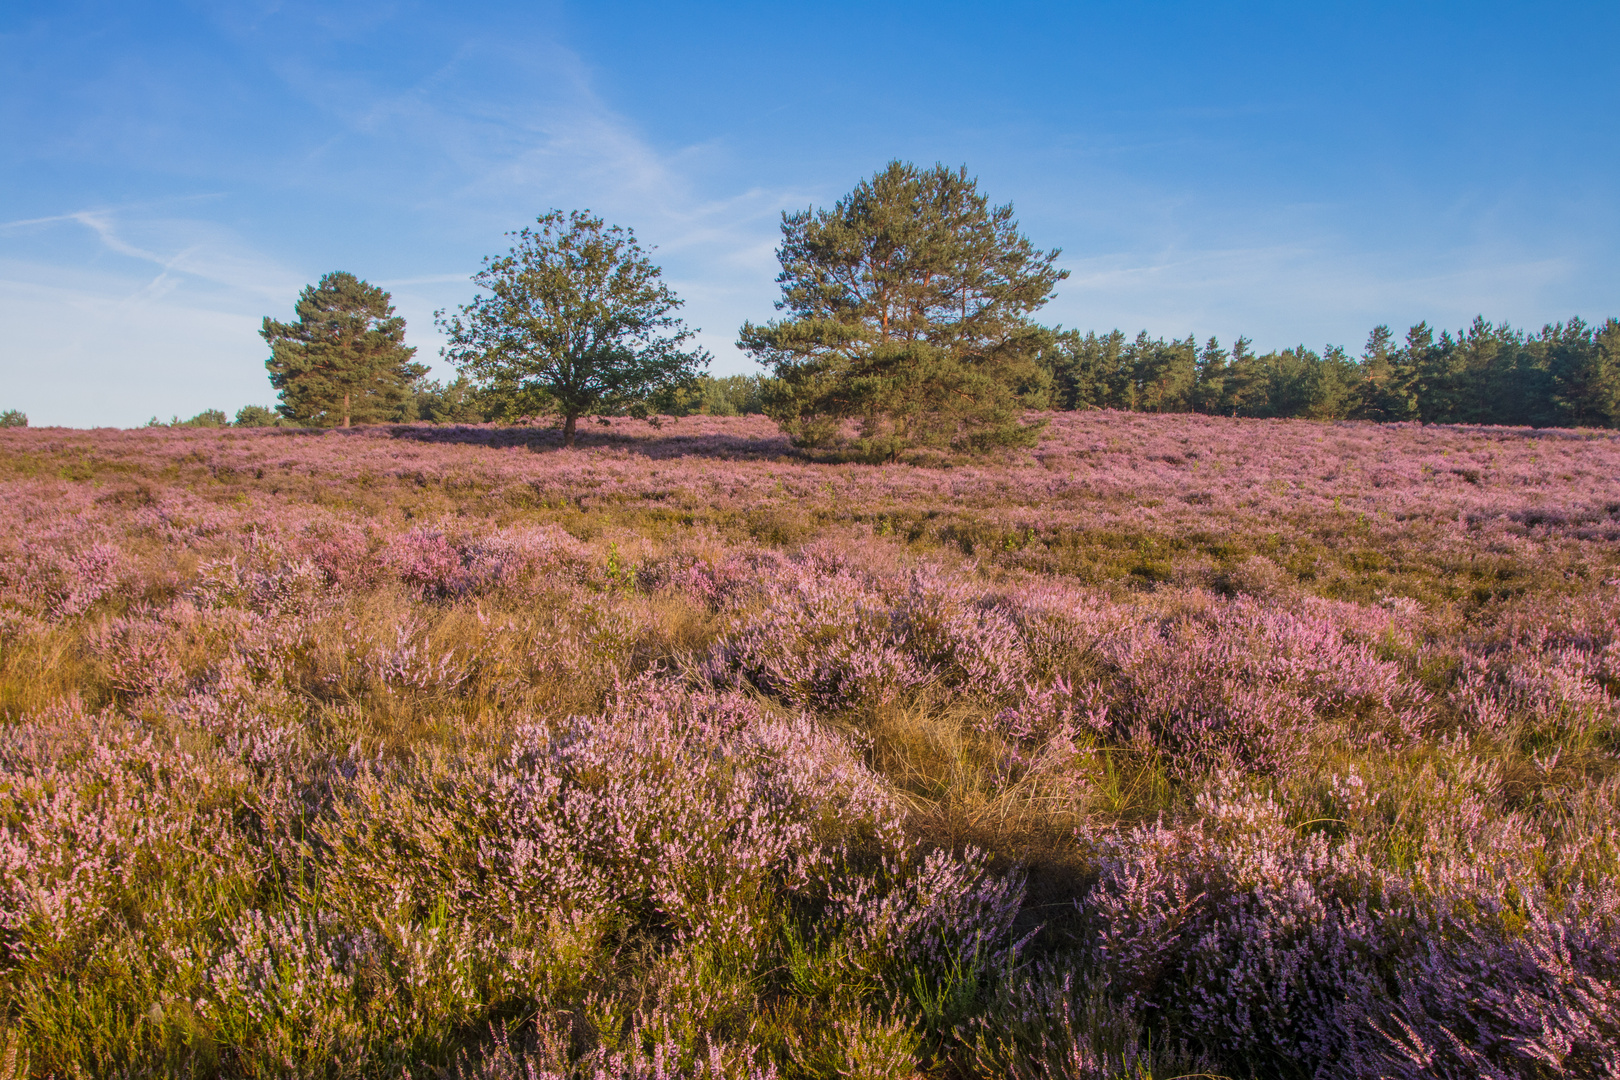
[343,392,351,429]
[563,412,577,448]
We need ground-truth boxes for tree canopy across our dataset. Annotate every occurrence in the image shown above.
[261,272,424,428]
[438,210,709,448]
[739,161,1067,460]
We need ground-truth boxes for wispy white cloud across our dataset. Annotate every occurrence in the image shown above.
[0,21,805,425]
[0,205,312,424]
[229,31,813,374]
[4,205,304,303]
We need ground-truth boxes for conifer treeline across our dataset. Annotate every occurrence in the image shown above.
[1043,316,1620,427]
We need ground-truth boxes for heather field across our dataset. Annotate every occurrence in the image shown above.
[2,411,1618,1080]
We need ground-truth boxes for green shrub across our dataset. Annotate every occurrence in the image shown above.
[233,405,280,427]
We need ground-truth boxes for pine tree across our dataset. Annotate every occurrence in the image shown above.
[1549,317,1620,428]
[1259,346,1321,418]
[1353,325,1405,420]
[1191,337,1229,414]
[739,161,1066,460]
[1041,330,1129,410]
[1302,345,1361,419]
[261,273,424,427]
[1133,333,1198,412]
[1220,336,1268,416]
[439,211,708,448]
[1404,321,1463,423]
[1597,320,1620,427]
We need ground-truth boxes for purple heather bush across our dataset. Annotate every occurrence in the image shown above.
[0,412,1616,1078]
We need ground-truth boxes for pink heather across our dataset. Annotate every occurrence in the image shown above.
[0,413,1615,1077]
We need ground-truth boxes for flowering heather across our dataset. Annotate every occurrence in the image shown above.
[0,413,1616,1078]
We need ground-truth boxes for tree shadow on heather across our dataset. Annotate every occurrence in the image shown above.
[280,419,802,461]
[274,421,1051,469]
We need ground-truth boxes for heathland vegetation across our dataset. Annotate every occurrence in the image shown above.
[1,414,1616,1078]
[1,163,1618,1078]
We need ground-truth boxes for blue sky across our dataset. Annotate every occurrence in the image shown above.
[3,1,1616,427]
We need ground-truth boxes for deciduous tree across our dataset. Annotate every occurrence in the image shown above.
[438,211,709,448]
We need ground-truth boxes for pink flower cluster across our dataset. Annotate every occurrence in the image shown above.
[698,553,1435,773]
[1082,774,1620,1077]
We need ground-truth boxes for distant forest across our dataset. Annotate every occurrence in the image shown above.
[1043,316,1620,428]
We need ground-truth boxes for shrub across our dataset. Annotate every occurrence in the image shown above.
[233,404,280,427]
